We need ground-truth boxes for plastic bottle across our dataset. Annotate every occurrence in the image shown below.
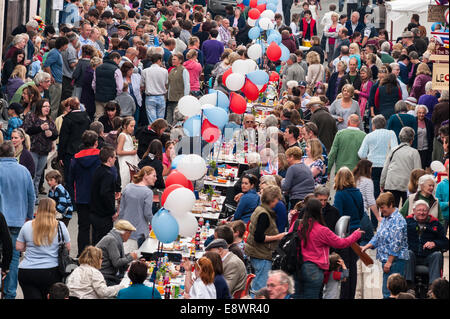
[205,220,210,232]
[164,285,171,299]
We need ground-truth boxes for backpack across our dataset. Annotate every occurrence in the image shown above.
[271,219,304,278]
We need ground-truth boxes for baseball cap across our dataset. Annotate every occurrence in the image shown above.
[298,81,307,87]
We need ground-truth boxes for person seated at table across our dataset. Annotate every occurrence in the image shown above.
[233,174,261,223]
[205,239,247,297]
[95,220,139,286]
[204,251,232,299]
[117,260,162,299]
[404,200,448,290]
[204,224,245,262]
[181,257,217,299]
[138,139,165,190]
[162,140,176,176]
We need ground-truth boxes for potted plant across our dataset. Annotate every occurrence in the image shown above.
[208,160,218,176]
[205,186,215,201]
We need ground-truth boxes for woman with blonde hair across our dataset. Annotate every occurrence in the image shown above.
[6,64,27,100]
[16,198,70,299]
[182,257,217,299]
[66,246,127,299]
[306,51,324,91]
[410,63,432,99]
[302,138,327,186]
[349,43,361,69]
[11,128,35,178]
[118,166,157,253]
[329,83,362,130]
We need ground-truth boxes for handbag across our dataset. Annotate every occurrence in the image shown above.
[57,222,78,279]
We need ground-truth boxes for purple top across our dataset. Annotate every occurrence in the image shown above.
[201,39,224,65]
[417,94,439,120]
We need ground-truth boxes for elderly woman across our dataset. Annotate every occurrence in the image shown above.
[380,127,422,208]
[387,100,418,148]
[4,34,28,61]
[415,104,434,169]
[305,51,325,90]
[400,174,444,225]
[410,63,432,100]
[245,185,287,296]
[361,192,409,299]
[358,114,398,201]
[95,220,139,286]
[329,84,363,131]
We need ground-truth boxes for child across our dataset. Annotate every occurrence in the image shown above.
[45,170,74,227]
[5,103,23,140]
[322,252,348,299]
[386,273,407,299]
[116,82,136,117]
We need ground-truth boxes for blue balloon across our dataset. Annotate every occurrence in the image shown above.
[257,0,267,4]
[243,0,250,6]
[216,91,230,111]
[266,3,277,12]
[183,115,201,137]
[268,0,278,5]
[249,26,261,40]
[152,208,179,244]
[203,107,229,130]
[267,31,281,45]
[171,154,185,169]
[247,70,269,86]
[280,43,290,62]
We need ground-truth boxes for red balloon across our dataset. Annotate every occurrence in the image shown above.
[248,8,261,20]
[222,68,233,87]
[166,170,189,189]
[229,92,247,114]
[201,119,221,143]
[269,71,280,82]
[161,184,184,206]
[267,42,282,61]
[249,0,258,8]
[186,180,194,192]
[259,83,268,93]
[256,4,266,12]
[242,79,259,101]
[237,3,245,10]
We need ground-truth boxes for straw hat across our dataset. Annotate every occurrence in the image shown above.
[306,96,324,108]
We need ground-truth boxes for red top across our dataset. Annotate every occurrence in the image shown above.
[328,27,337,46]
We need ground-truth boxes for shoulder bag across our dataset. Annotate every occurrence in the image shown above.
[57,222,78,279]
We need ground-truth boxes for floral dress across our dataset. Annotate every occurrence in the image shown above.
[302,157,326,186]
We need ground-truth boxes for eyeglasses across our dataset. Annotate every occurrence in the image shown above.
[245,121,254,124]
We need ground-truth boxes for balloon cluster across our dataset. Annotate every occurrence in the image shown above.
[151,157,207,243]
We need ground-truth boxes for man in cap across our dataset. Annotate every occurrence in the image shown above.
[96,220,139,286]
[205,239,247,296]
[298,81,311,111]
[401,31,417,54]
[117,23,131,41]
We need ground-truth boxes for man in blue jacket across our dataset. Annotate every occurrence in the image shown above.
[345,11,365,37]
[404,200,449,288]
[67,130,101,257]
[0,141,35,299]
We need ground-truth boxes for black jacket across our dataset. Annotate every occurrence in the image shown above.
[138,154,165,189]
[136,126,160,159]
[90,164,118,218]
[94,59,119,102]
[406,214,448,258]
[310,107,338,154]
[0,212,12,271]
[58,110,92,160]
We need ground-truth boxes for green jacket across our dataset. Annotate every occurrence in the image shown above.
[158,15,167,32]
[327,127,366,174]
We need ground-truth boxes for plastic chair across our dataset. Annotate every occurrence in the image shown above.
[232,273,256,299]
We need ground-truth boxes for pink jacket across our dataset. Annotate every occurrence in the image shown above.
[300,220,361,270]
[183,59,202,92]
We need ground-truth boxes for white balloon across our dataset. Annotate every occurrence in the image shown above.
[232,59,249,75]
[174,212,198,238]
[201,103,215,110]
[247,43,262,60]
[248,17,257,27]
[258,17,271,30]
[199,93,217,106]
[246,59,258,73]
[164,187,196,214]
[260,10,275,20]
[177,154,208,181]
[178,95,202,117]
[225,73,245,91]
[430,160,446,172]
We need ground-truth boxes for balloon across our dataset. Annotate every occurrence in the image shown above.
[177,154,207,181]
[259,83,268,92]
[236,0,243,3]
[222,68,233,86]
[232,59,251,75]
[269,71,280,82]
[279,43,290,62]
[164,187,196,214]
[165,170,189,189]
[201,119,221,143]
[267,31,281,45]
[243,0,250,5]
[258,17,272,30]
[248,26,261,40]
[257,0,267,3]
[186,180,194,192]
[266,3,277,12]
[216,90,230,111]
[161,184,184,206]
[246,59,258,73]
[173,212,198,237]
[247,43,263,60]
[242,79,260,101]
[260,9,275,20]
[247,70,269,85]
[238,3,245,10]
[257,3,266,12]
[225,72,245,91]
[247,18,257,27]
[249,0,258,8]
[203,106,228,129]
[199,93,217,106]
[151,208,179,244]
[177,95,201,117]
[229,92,247,114]
[183,115,201,137]
[248,8,261,20]
[266,42,282,61]
[171,154,185,170]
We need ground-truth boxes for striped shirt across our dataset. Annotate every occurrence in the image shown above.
[356,177,376,212]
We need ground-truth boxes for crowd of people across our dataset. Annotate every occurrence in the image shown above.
[0,0,449,300]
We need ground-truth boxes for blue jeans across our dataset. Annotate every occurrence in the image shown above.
[382,259,406,299]
[145,95,166,124]
[2,227,21,299]
[249,258,272,297]
[298,261,324,299]
[30,152,48,202]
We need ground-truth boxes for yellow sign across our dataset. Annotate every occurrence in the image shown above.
[432,63,450,90]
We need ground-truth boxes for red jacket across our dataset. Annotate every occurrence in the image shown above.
[301,18,317,40]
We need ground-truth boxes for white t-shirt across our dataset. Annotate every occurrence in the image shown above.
[189,278,217,299]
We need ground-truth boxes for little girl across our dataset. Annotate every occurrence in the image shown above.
[322,252,348,299]
[45,170,73,226]
[116,116,139,190]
